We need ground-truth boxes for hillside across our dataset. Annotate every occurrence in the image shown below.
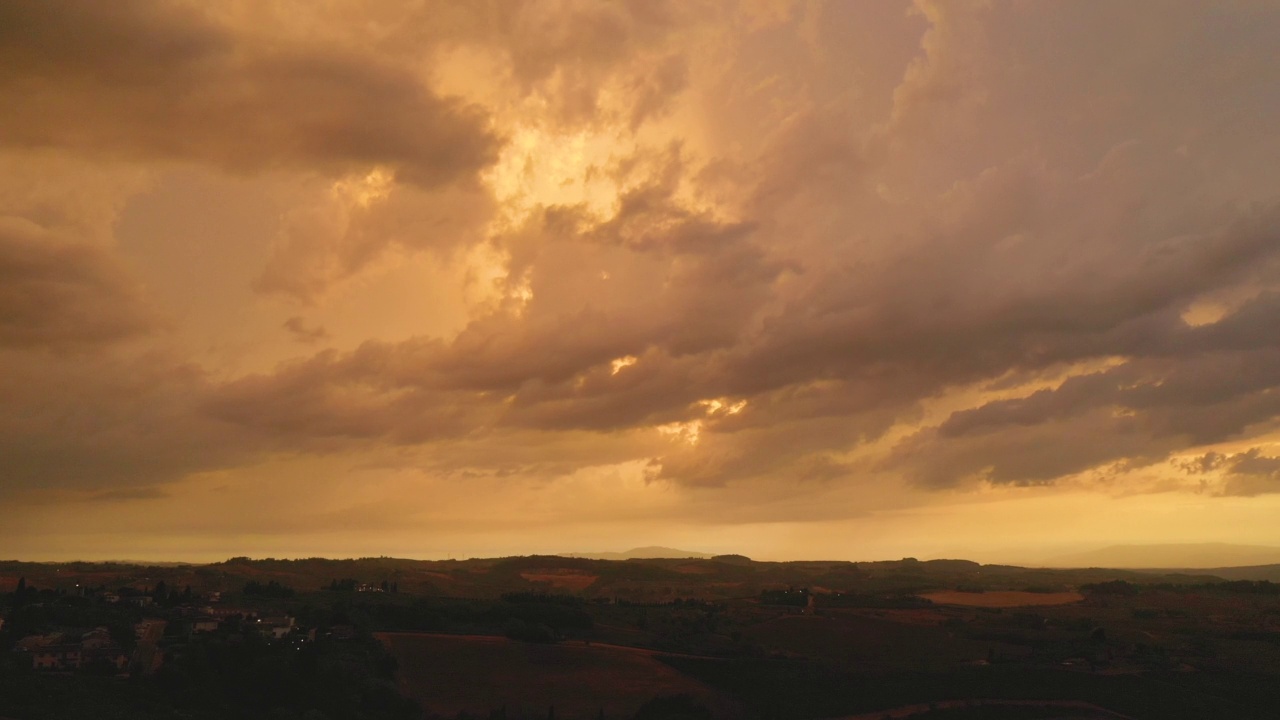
[1041,543,1280,569]
[0,554,1231,603]
[558,546,713,560]
[1137,563,1280,582]
[7,553,1279,719]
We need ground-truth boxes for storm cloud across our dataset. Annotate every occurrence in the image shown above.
[4,0,1280,559]
[0,0,499,185]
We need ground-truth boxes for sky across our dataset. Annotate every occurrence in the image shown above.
[3,0,1280,564]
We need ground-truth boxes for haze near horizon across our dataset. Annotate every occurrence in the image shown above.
[3,1,1280,563]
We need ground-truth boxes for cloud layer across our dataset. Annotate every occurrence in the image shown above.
[0,0,498,184]
[4,0,1280,558]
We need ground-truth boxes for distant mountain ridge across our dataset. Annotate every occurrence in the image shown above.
[1143,564,1280,583]
[1041,543,1280,569]
[559,546,713,560]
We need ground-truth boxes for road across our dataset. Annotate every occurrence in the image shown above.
[132,618,167,674]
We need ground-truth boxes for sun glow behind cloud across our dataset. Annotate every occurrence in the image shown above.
[484,124,623,228]
[332,167,395,208]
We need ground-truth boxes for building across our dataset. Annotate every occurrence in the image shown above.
[18,630,129,673]
[135,618,165,641]
[207,606,257,619]
[16,634,61,652]
[32,645,82,670]
[256,615,296,639]
[82,644,130,672]
[80,627,113,648]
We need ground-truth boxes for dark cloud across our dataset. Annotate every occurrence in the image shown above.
[203,341,498,446]
[0,217,152,348]
[87,487,168,503]
[7,0,1280,512]
[482,0,690,127]
[207,172,785,443]
[253,175,496,303]
[0,0,499,185]
[892,410,1182,490]
[282,316,329,344]
[1181,448,1280,497]
[0,351,260,498]
[901,337,1280,488]
[201,145,1280,492]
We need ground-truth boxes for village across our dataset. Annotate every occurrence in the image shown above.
[3,580,319,677]
[5,555,1280,720]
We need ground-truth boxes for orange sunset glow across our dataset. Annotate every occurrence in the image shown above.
[4,0,1280,566]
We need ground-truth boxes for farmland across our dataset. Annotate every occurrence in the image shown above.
[377,632,737,719]
[739,611,1029,670]
[6,556,1280,719]
[920,591,1084,608]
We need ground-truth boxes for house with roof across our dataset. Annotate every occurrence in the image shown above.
[31,644,82,670]
[256,615,296,639]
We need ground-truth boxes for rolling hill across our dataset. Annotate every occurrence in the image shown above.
[1040,543,1280,569]
[559,546,713,560]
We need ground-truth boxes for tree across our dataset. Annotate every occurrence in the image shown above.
[244,580,295,598]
